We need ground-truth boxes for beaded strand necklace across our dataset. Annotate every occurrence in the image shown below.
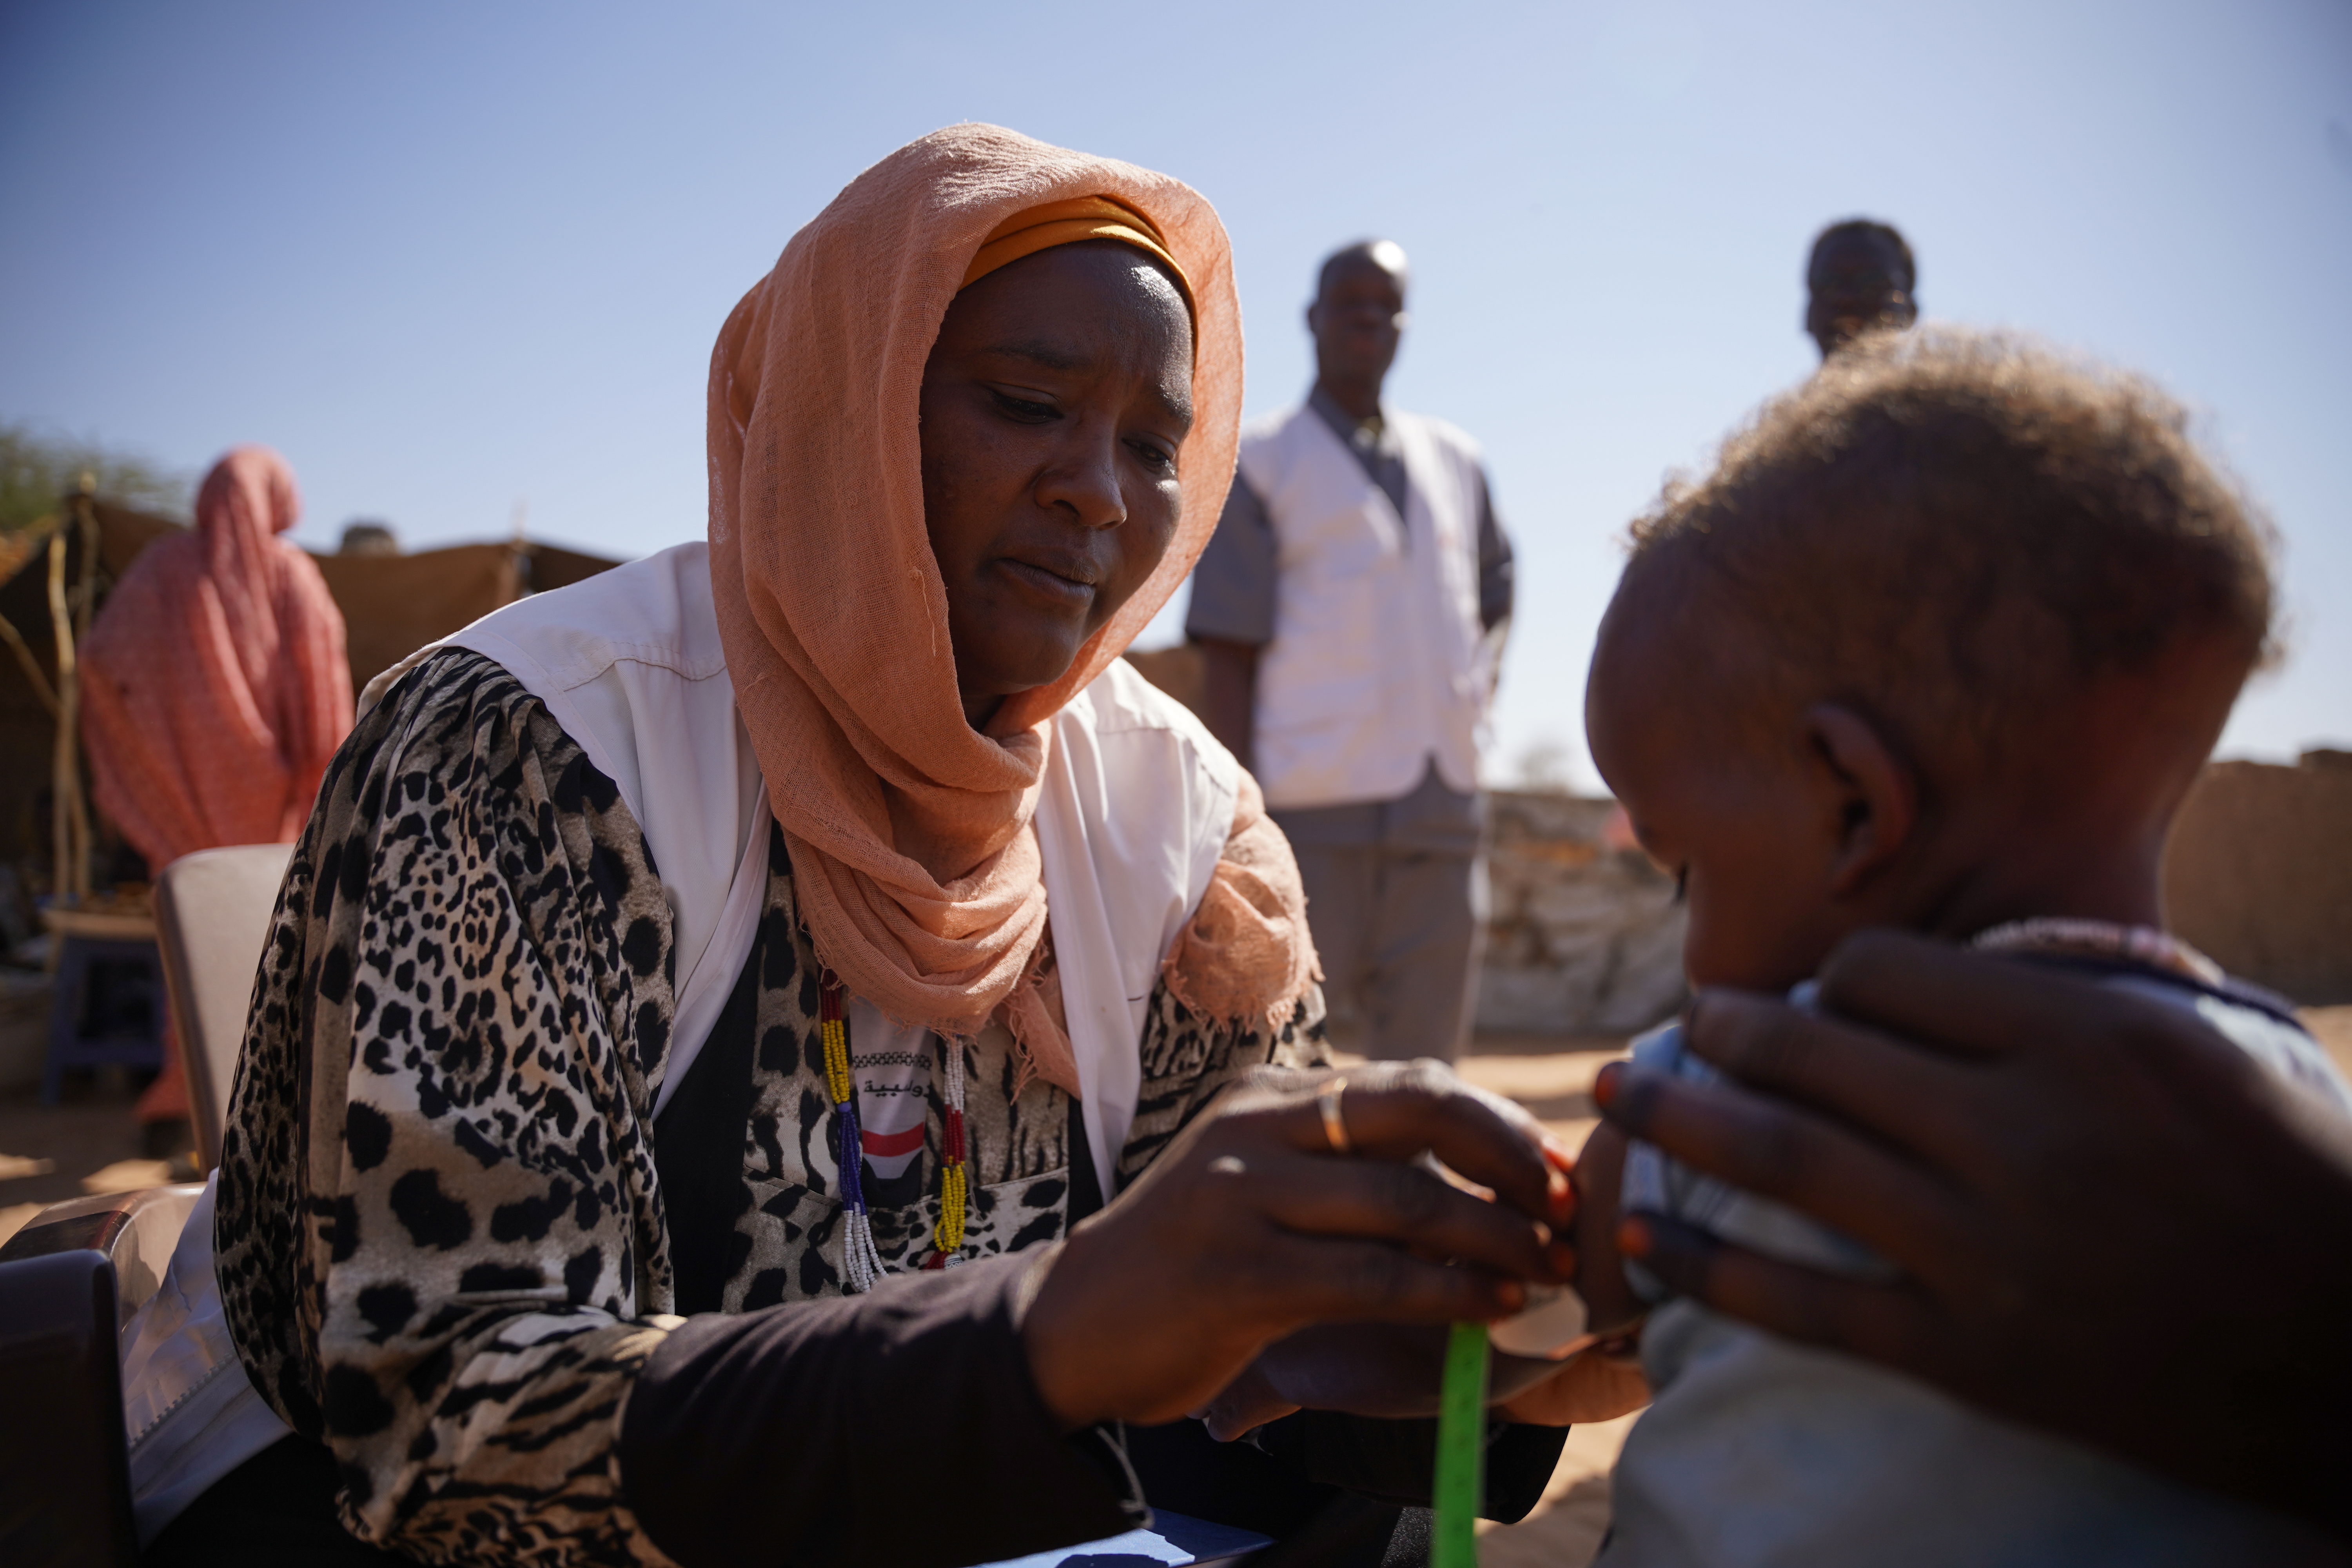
[1971,916,2222,986]
[817,975,887,1290]
[924,1042,970,1267]
[818,973,973,1291]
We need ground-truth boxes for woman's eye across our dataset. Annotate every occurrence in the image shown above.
[1128,439,1176,472]
[991,390,1058,421]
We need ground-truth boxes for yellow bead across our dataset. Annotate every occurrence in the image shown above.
[932,1163,968,1253]
[822,1019,851,1104]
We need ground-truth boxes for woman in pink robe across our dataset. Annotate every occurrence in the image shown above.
[79,445,353,1121]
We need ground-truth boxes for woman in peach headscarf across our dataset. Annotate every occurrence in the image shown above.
[129,127,1595,1568]
[79,445,352,1124]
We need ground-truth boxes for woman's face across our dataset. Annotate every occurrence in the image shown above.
[919,240,1195,727]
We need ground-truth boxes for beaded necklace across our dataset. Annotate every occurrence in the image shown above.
[818,973,971,1291]
[1970,916,2222,986]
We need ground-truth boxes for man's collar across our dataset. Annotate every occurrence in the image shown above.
[1308,385,1391,450]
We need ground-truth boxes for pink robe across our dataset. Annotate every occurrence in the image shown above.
[82,446,352,869]
[79,446,352,1124]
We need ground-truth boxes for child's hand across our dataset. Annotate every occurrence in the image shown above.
[1495,1339,1651,1426]
[1572,1120,1648,1339]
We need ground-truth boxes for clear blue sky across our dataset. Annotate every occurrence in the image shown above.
[4,0,2347,792]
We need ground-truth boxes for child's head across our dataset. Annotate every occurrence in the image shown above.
[1587,329,2275,991]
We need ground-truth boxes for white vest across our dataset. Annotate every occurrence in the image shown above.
[1239,405,1494,809]
[120,541,1238,1543]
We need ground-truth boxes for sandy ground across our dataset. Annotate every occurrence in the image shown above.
[5,1011,2348,1566]
[2306,1004,2352,1075]
[0,1072,160,1250]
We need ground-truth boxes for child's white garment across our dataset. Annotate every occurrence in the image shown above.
[1601,965,2352,1568]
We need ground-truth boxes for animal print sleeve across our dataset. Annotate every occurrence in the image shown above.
[1116,984,1329,1192]
[215,650,684,1566]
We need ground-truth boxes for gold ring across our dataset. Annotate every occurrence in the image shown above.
[1317,1075,1352,1155]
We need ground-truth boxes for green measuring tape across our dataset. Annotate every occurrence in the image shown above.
[1432,1321,1490,1568]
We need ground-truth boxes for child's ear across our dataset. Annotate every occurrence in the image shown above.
[1803,703,1916,897]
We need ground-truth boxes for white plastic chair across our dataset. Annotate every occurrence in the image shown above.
[153,844,293,1172]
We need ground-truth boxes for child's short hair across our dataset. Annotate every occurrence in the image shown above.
[1624,329,2275,751]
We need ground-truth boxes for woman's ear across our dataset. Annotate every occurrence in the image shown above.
[1803,702,1916,898]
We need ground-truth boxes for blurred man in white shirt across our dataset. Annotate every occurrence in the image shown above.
[1188,240,1511,1061]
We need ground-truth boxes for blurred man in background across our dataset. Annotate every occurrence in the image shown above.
[1187,240,1512,1061]
[1806,218,1918,358]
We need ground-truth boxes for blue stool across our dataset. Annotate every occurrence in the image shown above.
[41,936,167,1104]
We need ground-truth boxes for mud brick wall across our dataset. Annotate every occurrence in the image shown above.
[1479,790,1687,1037]
[2163,750,2352,1006]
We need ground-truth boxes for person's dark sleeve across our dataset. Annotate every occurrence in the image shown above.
[621,1252,1143,1568]
[1185,474,1279,645]
[1258,1411,1568,1524]
[1475,469,1514,632]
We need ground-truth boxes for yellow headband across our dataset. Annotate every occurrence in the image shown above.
[960,195,1194,309]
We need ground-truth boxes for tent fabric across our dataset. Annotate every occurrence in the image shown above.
[521,541,624,596]
[1,503,620,884]
[78,448,354,870]
[312,544,521,691]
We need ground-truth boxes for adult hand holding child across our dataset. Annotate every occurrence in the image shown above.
[1600,928,2352,1540]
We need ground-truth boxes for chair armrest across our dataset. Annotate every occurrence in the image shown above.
[0,1184,204,1325]
[0,1249,140,1564]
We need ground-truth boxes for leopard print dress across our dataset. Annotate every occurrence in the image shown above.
[213,650,1324,1566]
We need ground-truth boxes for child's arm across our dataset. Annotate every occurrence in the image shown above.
[1491,1119,1649,1425]
[1567,1120,1647,1338]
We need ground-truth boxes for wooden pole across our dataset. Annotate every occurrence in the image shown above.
[46,523,76,903]
[0,518,60,717]
[69,488,96,895]
[47,481,99,904]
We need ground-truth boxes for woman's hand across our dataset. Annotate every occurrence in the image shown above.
[1021,1060,1577,1431]
[1187,1323,1582,1437]
[1189,1359,1301,1442]
[1183,1325,1641,1441]
[1595,928,2352,1537]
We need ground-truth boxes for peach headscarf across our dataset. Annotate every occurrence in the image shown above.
[81,446,354,869]
[710,123,1312,1056]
